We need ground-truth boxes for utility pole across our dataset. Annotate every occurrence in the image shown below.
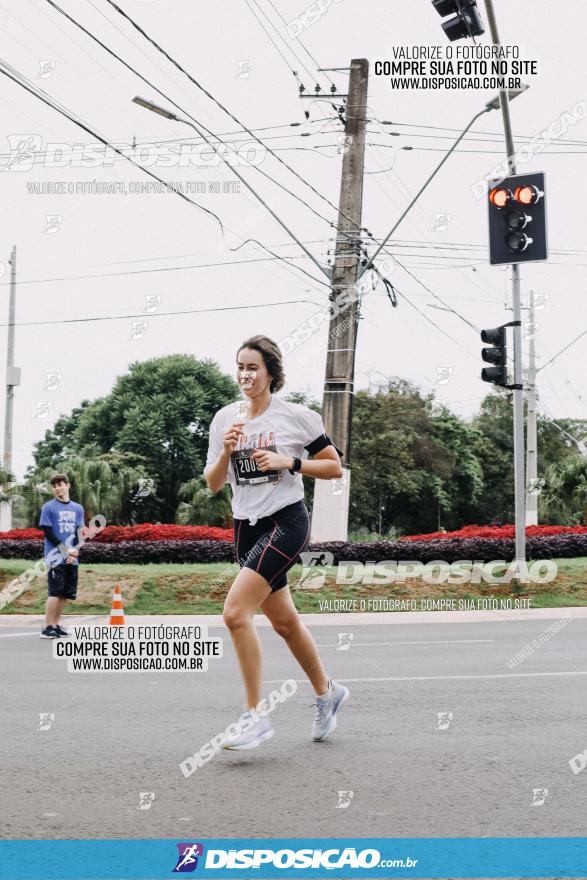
[310,58,368,543]
[483,0,526,563]
[525,291,538,525]
[1,246,19,532]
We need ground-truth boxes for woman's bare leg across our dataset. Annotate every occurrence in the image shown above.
[223,567,272,708]
[261,586,329,695]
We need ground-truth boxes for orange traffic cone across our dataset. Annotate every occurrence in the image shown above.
[109,584,125,626]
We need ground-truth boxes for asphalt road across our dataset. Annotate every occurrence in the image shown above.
[1,612,587,841]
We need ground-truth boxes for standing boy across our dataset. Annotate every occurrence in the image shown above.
[39,474,85,639]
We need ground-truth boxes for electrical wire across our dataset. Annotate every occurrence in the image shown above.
[264,0,336,88]
[101,0,357,228]
[245,0,315,85]
[367,142,587,156]
[0,298,325,329]
[0,254,312,287]
[365,125,509,305]
[42,0,336,230]
[379,119,587,148]
[388,283,479,361]
[0,60,329,288]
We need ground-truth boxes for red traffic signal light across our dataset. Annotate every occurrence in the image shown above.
[489,187,512,209]
[514,184,542,206]
[488,173,547,265]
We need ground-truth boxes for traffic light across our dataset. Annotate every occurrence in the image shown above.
[481,325,507,386]
[432,0,484,40]
[488,172,547,265]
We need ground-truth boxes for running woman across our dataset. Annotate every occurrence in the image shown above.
[204,335,349,750]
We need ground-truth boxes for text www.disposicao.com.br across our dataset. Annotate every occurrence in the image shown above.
[70,657,201,671]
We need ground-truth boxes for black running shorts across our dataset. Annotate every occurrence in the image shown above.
[233,500,311,592]
[47,564,78,600]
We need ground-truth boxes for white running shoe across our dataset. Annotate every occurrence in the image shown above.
[223,709,274,751]
[312,679,349,741]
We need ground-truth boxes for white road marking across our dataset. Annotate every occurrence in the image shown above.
[265,670,587,683]
[316,639,494,647]
[0,631,45,638]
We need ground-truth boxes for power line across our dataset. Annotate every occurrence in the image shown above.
[244,0,315,85]
[538,328,587,372]
[362,139,506,308]
[0,254,312,287]
[389,284,478,361]
[0,59,223,226]
[385,256,479,333]
[0,124,343,167]
[379,118,587,147]
[101,0,355,227]
[378,127,587,148]
[367,141,587,156]
[0,59,328,289]
[42,0,336,230]
[0,298,325,329]
[363,127,509,305]
[2,3,91,87]
[264,0,336,88]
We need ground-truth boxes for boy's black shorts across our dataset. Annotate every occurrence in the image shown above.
[233,500,311,592]
[48,564,78,600]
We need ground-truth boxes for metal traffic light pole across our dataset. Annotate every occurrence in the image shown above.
[483,0,526,564]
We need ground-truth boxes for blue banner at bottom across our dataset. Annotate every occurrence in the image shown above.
[1,838,587,879]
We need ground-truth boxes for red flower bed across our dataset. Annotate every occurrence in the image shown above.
[400,524,587,542]
[0,524,234,543]
[0,527,43,540]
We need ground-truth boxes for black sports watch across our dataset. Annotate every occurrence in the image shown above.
[288,457,302,475]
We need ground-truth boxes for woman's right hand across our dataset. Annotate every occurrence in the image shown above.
[223,421,245,456]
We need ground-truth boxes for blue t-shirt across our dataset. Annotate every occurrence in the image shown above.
[39,498,85,566]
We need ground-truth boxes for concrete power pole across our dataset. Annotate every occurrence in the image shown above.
[1,246,20,532]
[525,291,538,525]
[310,58,368,543]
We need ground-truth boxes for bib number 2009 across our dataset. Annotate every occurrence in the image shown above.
[232,448,279,485]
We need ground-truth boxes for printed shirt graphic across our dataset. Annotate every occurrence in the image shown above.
[39,498,85,565]
[232,428,281,486]
[204,397,329,525]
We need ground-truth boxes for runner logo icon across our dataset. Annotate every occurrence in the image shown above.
[173,843,204,872]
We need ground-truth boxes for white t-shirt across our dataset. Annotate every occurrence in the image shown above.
[204,396,329,525]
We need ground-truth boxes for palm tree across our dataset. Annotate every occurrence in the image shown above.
[542,456,587,524]
[176,477,232,527]
[0,467,15,505]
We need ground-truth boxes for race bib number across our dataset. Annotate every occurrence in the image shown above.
[232,446,280,485]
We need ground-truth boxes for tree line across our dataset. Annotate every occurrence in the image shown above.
[8,354,587,535]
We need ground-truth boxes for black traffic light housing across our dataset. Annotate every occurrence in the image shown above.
[488,172,548,265]
[480,321,524,388]
[481,325,507,386]
[432,0,484,40]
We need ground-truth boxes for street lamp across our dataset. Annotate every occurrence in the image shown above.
[485,85,529,112]
[132,96,178,119]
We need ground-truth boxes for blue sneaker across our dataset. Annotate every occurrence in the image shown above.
[312,679,349,741]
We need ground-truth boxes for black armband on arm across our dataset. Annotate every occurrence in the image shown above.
[304,433,344,460]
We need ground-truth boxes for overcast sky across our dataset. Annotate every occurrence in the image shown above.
[1,0,586,479]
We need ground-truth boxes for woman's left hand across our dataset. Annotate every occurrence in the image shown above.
[250,450,291,472]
